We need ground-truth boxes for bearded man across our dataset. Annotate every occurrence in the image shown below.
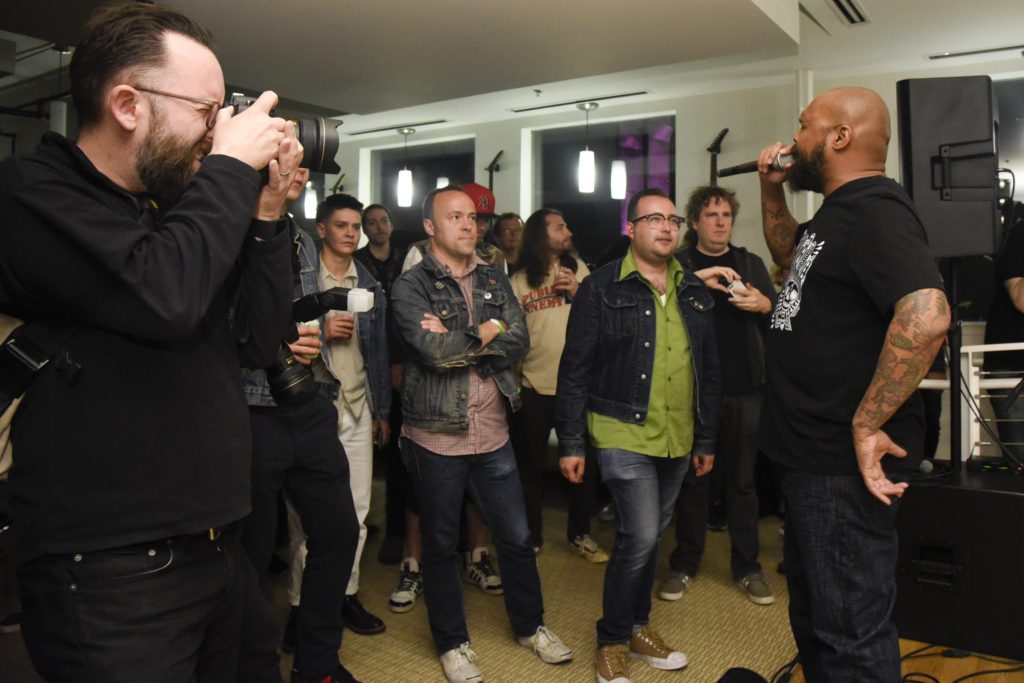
[0,3,300,681]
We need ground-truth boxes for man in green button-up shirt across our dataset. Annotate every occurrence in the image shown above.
[556,189,720,683]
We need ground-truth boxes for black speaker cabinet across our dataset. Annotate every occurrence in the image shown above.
[897,76,1001,258]
[895,471,1024,660]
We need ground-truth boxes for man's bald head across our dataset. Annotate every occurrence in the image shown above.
[815,87,890,164]
[791,86,891,194]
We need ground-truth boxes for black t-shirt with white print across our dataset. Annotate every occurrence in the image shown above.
[760,176,943,476]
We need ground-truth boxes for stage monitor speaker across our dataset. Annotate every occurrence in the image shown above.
[897,76,1000,258]
[895,471,1024,660]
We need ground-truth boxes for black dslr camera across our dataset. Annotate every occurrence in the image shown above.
[265,287,373,405]
[228,93,341,175]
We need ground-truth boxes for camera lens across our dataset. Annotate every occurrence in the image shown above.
[297,118,341,175]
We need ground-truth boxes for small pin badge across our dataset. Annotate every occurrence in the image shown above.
[434,281,445,289]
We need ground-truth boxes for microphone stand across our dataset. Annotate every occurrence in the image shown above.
[706,128,728,187]
[949,260,962,472]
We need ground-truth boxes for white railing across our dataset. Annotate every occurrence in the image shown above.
[959,342,1024,459]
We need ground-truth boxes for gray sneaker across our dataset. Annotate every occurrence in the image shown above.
[737,572,775,605]
[657,570,692,601]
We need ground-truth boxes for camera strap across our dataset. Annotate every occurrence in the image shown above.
[0,316,81,415]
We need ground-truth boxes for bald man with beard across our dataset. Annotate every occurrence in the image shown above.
[756,88,950,681]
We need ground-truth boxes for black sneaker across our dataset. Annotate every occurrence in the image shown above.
[291,664,361,683]
[281,606,298,654]
[342,594,385,635]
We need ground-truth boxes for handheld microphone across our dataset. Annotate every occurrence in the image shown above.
[717,152,793,178]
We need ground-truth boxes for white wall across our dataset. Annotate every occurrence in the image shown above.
[333,56,1024,269]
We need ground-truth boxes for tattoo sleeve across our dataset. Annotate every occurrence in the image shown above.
[760,184,799,269]
[852,288,951,433]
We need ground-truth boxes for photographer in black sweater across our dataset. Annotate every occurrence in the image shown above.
[0,4,298,681]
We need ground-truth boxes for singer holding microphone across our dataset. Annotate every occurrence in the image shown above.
[755,87,949,681]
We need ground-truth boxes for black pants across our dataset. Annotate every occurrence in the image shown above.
[384,388,417,538]
[242,395,359,678]
[510,386,597,547]
[670,392,763,580]
[18,524,275,683]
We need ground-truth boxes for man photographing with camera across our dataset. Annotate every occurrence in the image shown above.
[0,3,301,681]
[240,182,376,683]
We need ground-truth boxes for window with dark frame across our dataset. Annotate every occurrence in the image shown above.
[375,139,475,242]
[534,116,675,264]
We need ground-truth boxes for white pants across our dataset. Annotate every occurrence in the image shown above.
[287,401,374,605]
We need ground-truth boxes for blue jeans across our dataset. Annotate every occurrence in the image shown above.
[596,448,690,645]
[401,438,544,653]
[780,469,902,683]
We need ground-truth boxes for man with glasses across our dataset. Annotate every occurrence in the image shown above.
[0,4,300,681]
[556,188,720,683]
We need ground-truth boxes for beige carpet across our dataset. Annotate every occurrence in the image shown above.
[273,482,797,682]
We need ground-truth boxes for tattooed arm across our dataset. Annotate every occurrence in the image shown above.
[757,142,799,269]
[852,288,951,504]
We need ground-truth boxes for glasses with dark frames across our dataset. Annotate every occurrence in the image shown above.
[134,86,221,130]
[630,213,686,229]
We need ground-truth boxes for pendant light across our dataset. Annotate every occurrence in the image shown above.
[303,180,317,219]
[577,102,598,193]
[396,127,415,207]
[610,160,627,200]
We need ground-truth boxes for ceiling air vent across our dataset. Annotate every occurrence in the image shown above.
[828,0,871,27]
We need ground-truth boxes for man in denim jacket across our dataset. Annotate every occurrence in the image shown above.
[392,186,572,682]
[555,188,720,683]
[239,171,370,683]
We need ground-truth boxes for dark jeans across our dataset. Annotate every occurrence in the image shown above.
[510,386,598,547]
[780,469,902,683]
[17,524,274,683]
[597,448,690,645]
[670,392,763,579]
[384,389,418,537]
[242,396,359,678]
[991,387,1024,463]
[401,438,544,653]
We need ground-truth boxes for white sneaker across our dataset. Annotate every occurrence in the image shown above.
[463,548,503,596]
[440,642,483,682]
[517,625,573,664]
[389,560,423,613]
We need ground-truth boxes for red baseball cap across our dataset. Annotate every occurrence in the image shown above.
[461,182,497,217]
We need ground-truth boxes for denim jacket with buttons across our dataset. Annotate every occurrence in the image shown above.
[554,254,720,458]
[241,222,391,421]
[391,250,528,432]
